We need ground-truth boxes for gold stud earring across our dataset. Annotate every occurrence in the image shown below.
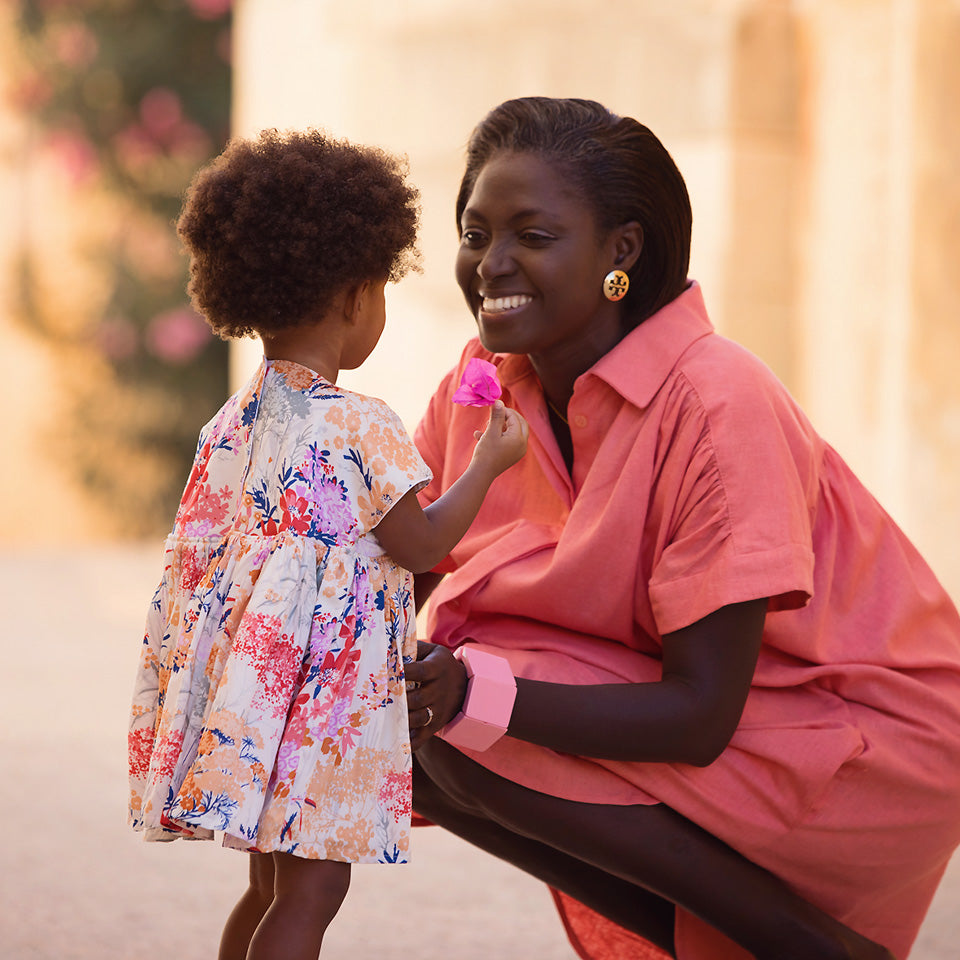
[602,269,630,302]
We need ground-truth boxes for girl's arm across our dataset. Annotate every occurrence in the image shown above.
[407,598,766,762]
[373,401,527,574]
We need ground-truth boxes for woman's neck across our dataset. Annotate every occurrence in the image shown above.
[530,333,620,413]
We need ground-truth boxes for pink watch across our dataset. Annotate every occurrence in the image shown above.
[438,645,517,751]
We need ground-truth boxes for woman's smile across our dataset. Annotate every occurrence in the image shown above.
[480,293,534,316]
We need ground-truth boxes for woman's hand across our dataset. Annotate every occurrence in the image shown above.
[406,641,468,751]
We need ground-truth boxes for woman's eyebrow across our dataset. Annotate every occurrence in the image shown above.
[461,206,551,224]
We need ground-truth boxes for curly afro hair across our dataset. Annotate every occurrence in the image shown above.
[177,128,421,339]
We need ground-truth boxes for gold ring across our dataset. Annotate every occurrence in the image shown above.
[425,705,434,725]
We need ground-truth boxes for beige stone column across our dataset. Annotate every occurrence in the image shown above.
[794,0,960,592]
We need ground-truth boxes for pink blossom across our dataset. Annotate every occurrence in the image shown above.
[49,22,99,68]
[146,307,212,364]
[95,315,137,360]
[114,123,159,176]
[46,128,98,185]
[186,0,232,19]
[9,72,53,110]
[140,88,183,141]
[452,357,502,407]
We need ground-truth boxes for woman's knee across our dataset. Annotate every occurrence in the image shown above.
[413,740,490,820]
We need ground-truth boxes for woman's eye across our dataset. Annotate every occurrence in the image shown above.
[460,229,486,247]
[520,231,553,246]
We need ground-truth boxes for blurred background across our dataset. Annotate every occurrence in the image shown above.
[1,1,958,958]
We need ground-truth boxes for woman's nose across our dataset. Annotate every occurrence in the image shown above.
[477,239,515,279]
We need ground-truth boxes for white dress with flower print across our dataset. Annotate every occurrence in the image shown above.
[128,359,430,863]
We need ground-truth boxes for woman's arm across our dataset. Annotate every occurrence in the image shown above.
[414,571,444,610]
[407,598,766,763]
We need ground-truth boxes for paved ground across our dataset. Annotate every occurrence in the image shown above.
[2,545,957,959]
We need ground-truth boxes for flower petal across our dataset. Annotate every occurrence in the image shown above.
[452,357,502,407]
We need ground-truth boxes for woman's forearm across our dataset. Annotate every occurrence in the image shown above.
[508,676,726,765]
[504,599,766,766]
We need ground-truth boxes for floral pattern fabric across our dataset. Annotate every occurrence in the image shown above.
[129,358,430,863]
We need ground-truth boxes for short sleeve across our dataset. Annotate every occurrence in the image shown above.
[646,363,816,635]
[350,397,433,535]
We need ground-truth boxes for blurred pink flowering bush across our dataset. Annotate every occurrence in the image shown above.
[11,0,232,535]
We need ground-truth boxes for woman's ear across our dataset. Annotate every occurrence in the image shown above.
[612,220,643,273]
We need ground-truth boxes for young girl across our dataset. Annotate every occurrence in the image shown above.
[127,129,527,960]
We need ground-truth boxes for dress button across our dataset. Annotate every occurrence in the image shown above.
[573,414,588,429]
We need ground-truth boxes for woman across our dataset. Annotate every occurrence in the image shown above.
[404,97,960,959]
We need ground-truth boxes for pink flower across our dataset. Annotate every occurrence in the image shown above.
[95,316,137,360]
[186,0,232,19]
[46,129,98,185]
[140,88,183,141]
[146,307,211,364]
[452,357,501,407]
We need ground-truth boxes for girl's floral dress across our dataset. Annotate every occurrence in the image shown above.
[128,358,430,864]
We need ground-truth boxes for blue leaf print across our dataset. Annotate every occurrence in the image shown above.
[251,479,278,521]
[343,447,374,491]
[239,736,259,763]
[199,791,239,831]
[211,727,235,746]
[237,823,259,841]
[379,844,403,864]
[280,811,298,842]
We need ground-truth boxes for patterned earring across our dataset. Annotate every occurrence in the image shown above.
[602,269,630,302]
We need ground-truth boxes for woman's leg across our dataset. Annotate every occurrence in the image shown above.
[414,755,678,954]
[415,740,894,960]
[245,853,350,960]
[218,853,276,960]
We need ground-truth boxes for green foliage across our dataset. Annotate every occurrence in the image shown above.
[12,0,233,536]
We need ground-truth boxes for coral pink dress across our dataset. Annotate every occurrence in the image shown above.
[414,283,960,958]
[129,358,430,863]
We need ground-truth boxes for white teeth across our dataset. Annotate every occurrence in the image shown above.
[481,294,532,314]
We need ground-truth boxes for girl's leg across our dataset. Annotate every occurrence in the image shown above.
[218,853,276,960]
[246,853,351,960]
[415,740,894,960]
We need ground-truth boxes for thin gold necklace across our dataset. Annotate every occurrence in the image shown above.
[546,398,569,425]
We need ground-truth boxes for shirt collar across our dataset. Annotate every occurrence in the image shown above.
[488,281,714,409]
[589,281,713,408]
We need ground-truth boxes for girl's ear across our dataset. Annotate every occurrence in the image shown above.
[342,279,373,325]
[611,220,643,273]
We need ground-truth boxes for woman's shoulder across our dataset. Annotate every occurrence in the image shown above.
[674,332,813,431]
